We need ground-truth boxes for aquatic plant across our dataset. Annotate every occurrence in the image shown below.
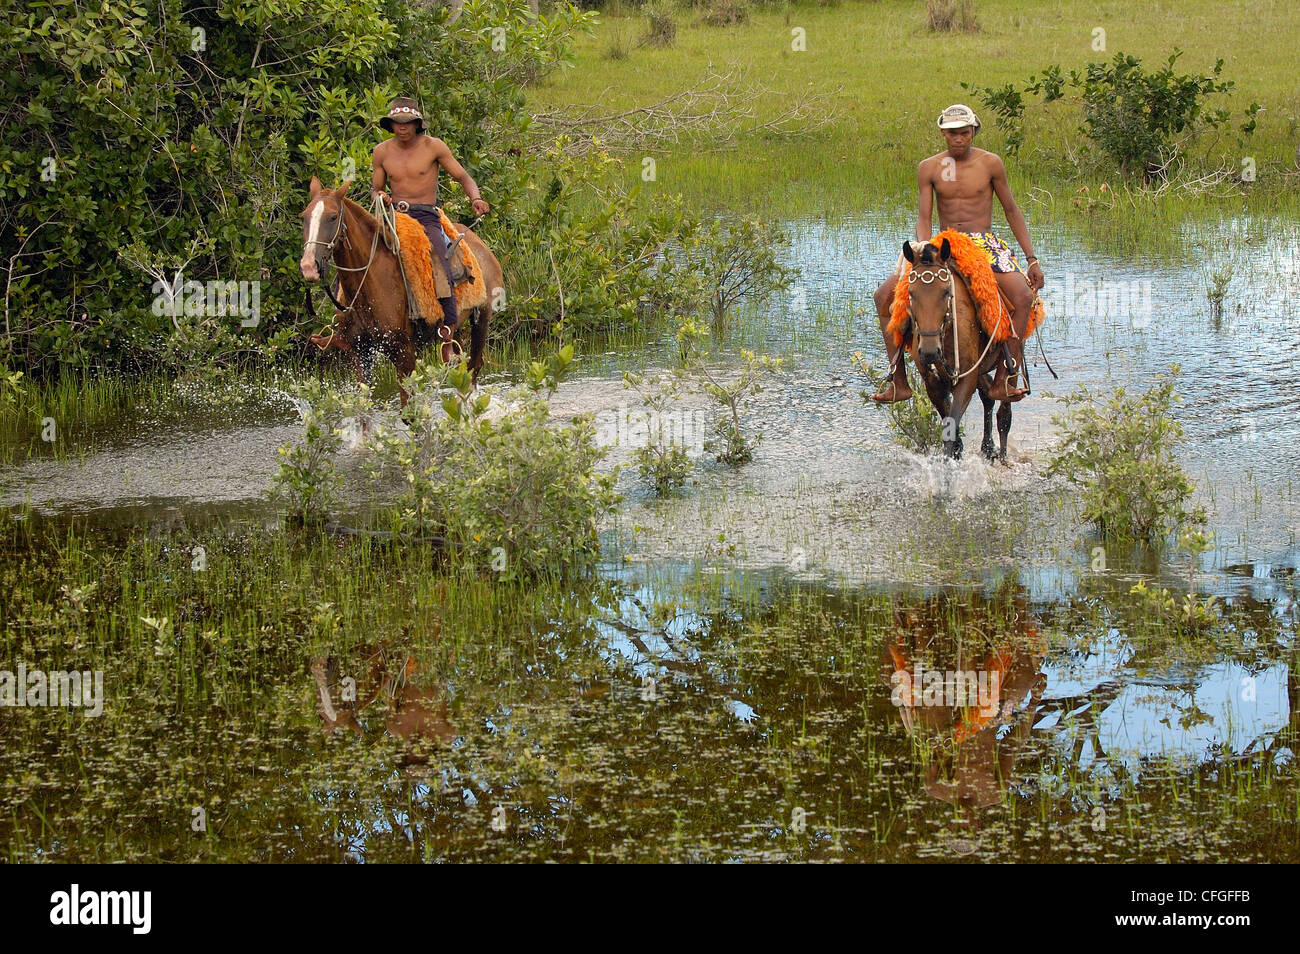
[685,215,796,330]
[268,379,371,526]
[369,354,619,578]
[623,369,693,494]
[1046,365,1205,546]
[698,349,782,467]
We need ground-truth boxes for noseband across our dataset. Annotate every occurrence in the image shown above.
[303,195,382,315]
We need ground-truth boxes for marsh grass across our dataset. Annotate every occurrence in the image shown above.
[3,523,1292,863]
[528,0,1300,226]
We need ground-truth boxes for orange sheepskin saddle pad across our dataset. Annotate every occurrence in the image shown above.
[888,230,1044,349]
[390,209,488,324]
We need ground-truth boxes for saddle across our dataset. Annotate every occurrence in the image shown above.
[384,208,488,325]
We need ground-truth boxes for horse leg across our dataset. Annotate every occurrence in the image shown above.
[469,305,489,385]
[389,340,418,408]
[996,400,1013,463]
[979,381,996,461]
[944,374,980,459]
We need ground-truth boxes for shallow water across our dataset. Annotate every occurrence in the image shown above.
[1,215,1297,862]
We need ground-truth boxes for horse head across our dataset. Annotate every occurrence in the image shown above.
[299,176,353,283]
[901,237,955,370]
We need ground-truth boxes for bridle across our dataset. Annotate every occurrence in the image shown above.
[907,263,1000,384]
[304,194,383,315]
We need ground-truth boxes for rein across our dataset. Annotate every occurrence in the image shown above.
[305,195,384,316]
[908,264,1001,385]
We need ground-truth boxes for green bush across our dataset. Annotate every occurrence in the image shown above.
[966,49,1259,177]
[623,369,693,495]
[683,215,795,329]
[698,348,782,467]
[1046,366,1205,545]
[268,378,371,526]
[368,353,619,579]
[495,141,697,340]
[640,0,678,46]
[1,0,596,376]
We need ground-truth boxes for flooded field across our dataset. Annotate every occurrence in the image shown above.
[2,215,1297,862]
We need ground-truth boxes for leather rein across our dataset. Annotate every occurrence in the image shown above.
[907,264,1001,385]
[303,195,383,315]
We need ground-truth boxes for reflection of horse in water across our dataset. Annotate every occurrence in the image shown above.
[310,644,454,769]
[883,594,1046,811]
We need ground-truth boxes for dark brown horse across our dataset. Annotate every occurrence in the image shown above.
[901,238,1012,460]
[298,177,503,401]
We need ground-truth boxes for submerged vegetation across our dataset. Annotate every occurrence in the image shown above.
[1,520,1294,863]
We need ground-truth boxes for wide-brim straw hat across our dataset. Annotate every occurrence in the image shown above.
[381,97,425,134]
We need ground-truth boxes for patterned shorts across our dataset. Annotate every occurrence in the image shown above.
[963,231,1027,276]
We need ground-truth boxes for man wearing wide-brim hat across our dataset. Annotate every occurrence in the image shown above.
[372,96,491,362]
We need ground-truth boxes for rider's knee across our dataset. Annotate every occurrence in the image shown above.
[873,282,896,314]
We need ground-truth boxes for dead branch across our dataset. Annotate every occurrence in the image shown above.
[531,65,837,154]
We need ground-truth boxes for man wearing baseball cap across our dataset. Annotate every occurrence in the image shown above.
[371,96,491,362]
[870,104,1044,403]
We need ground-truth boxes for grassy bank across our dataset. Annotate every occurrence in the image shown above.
[529,0,1300,231]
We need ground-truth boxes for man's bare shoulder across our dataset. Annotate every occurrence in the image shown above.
[973,147,1005,171]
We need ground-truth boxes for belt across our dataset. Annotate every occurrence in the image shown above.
[394,201,439,213]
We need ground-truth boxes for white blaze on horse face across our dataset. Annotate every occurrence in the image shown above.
[301,199,326,280]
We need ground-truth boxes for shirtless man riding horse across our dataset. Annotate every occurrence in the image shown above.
[871,104,1045,404]
[371,96,491,363]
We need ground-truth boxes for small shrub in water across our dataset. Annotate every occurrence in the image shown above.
[698,349,783,467]
[1046,366,1205,546]
[369,352,618,579]
[269,379,371,526]
[624,370,694,495]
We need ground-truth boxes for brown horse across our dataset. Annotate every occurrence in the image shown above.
[298,177,503,401]
[900,238,1012,460]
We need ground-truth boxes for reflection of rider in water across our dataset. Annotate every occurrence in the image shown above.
[886,614,1046,812]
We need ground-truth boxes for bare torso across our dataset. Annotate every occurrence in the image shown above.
[374,136,443,205]
[920,146,1003,232]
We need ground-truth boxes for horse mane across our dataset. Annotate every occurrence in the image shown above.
[888,230,1042,347]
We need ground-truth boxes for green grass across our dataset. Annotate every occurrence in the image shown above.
[530,0,1300,233]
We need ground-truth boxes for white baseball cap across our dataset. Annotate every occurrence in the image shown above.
[937,104,981,131]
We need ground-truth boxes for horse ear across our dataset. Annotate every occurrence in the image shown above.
[940,238,952,261]
[902,240,916,264]
[309,176,323,196]
[338,178,354,196]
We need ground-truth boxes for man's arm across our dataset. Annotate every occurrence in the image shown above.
[915,160,934,242]
[990,155,1043,288]
[431,138,489,215]
[370,146,390,205]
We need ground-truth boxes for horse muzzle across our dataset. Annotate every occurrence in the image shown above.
[300,254,322,283]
